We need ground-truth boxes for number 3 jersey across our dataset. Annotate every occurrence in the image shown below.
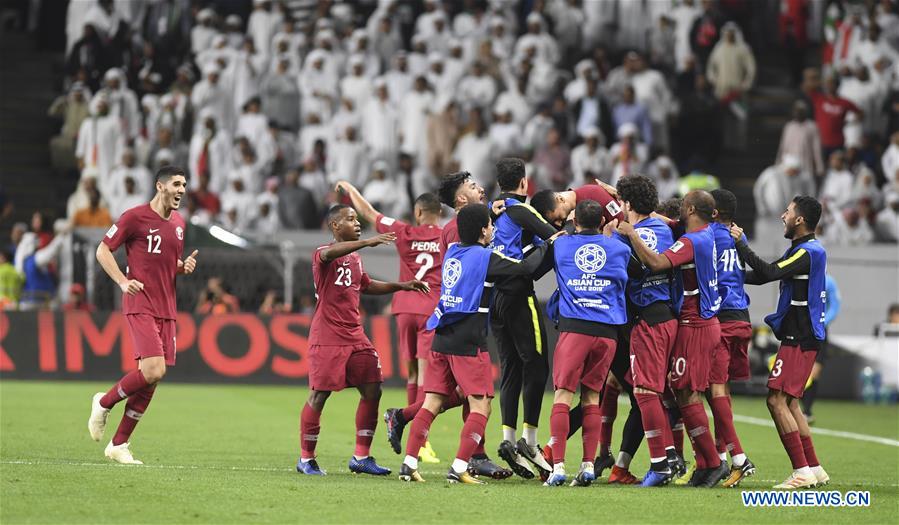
[375,214,442,315]
[310,246,374,346]
[102,203,185,320]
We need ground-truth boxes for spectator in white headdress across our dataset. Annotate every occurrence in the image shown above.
[76,93,122,191]
[457,60,498,112]
[571,127,610,185]
[341,54,374,111]
[192,8,219,55]
[514,13,560,65]
[261,55,300,132]
[192,63,235,134]
[363,78,401,165]
[189,108,233,195]
[384,51,413,106]
[247,0,283,58]
[608,122,648,186]
[98,68,140,143]
[328,124,370,188]
[400,75,435,165]
[647,155,680,201]
[408,35,430,77]
[299,49,338,121]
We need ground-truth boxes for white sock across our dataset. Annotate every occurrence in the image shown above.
[301,457,312,464]
[718,452,727,462]
[353,455,369,461]
[451,458,468,474]
[523,425,538,447]
[615,451,632,469]
[796,466,812,477]
[731,453,746,467]
[547,436,557,447]
[403,455,419,470]
[503,426,516,443]
[581,461,594,474]
[552,462,565,476]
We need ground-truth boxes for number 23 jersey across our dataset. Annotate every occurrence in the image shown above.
[310,246,373,346]
[102,203,185,320]
[375,214,442,315]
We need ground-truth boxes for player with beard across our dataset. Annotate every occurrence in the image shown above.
[729,196,829,489]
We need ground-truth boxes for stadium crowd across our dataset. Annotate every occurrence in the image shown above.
[3,0,899,311]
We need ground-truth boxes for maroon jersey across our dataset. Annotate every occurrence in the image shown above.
[309,245,373,346]
[662,236,705,324]
[439,217,459,259]
[375,214,442,315]
[102,204,185,319]
[575,184,624,224]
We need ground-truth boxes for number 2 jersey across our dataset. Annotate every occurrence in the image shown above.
[375,214,442,315]
[309,246,373,346]
[102,203,185,320]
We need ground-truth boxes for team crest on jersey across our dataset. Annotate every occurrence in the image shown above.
[176,226,183,240]
[443,258,463,288]
[635,227,658,252]
[574,244,607,273]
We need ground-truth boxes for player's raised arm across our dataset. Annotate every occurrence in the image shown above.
[320,232,396,262]
[363,279,430,295]
[335,181,380,225]
[616,220,672,272]
[319,205,396,262]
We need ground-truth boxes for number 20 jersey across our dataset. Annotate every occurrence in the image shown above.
[375,214,442,315]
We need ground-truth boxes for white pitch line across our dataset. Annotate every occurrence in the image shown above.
[729,413,899,448]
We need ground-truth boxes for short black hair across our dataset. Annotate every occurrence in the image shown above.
[616,174,658,215]
[575,200,603,230]
[414,192,442,215]
[792,195,822,230]
[156,165,186,183]
[656,197,682,218]
[685,190,715,222]
[496,158,526,192]
[530,189,557,221]
[889,303,899,316]
[327,204,352,224]
[438,171,471,207]
[457,204,490,244]
[711,188,737,222]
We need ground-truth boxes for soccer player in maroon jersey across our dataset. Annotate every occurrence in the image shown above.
[335,181,444,464]
[297,204,429,476]
[87,166,198,464]
[617,190,730,488]
[529,181,623,230]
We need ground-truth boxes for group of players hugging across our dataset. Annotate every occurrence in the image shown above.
[87,161,829,491]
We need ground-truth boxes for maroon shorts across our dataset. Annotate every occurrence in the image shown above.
[126,314,176,366]
[710,321,753,384]
[629,318,678,393]
[553,332,616,393]
[308,344,383,392]
[425,350,494,397]
[669,320,720,392]
[395,313,434,361]
[768,344,817,399]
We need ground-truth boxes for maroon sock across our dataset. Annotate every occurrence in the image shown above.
[710,396,743,457]
[354,398,379,457]
[779,430,808,469]
[635,393,669,463]
[401,399,425,422]
[549,403,569,465]
[799,434,819,467]
[681,402,720,467]
[406,382,417,405]
[405,409,436,458]
[100,370,149,409]
[599,384,620,456]
[111,385,156,446]
[416,385,425,403]
[455,412,488,463]
[672,420,684,455]
[582,404,602,462]
[461,399,487,456]
[300,403,322,459]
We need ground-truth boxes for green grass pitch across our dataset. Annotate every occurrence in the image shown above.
[1,381,897,524]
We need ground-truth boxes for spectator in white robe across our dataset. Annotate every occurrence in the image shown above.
[231,38,268,121]
[224,14,244,49]
[363,160,409,219]
[83,0,120,42]
[247,0,282,59]
[457,60,497,112]
[98,68,140,143]
[489,108,523,158]
[882,132,899,187]
[66,0,94,56]
[191,63,235,134]
[384,52,413,106]
[236,97,272,171]
[230,137,266,193]
[453,110,496,189]
[524,102,555,151]
[820,150,856,211]
[363,79,401,164]
[298,112,331,159]
[189,109,233,196]
[328,125,370,187]
[252,177,281,236]
[371,15,402,72]
[299,155,331,206]
[220,175,256,233]
[875,191,899,242]
[400,75,435,164]
[112,175,148,220]
[408,35,429,77]
[514,13,560,65]
[348,29,382,78]
[608,123,649,186]
[331,97,362,142]
[191,8,218,56]
[340,55,374,111]
[570,127,610,185]
[75,94,122,192]
[671,0,701,72]
[261,55,300,131]
[67,169,108,220]
[107,148,152,204]
[444,39,469,86]
[630,53,674,152]
[489,16,515,60]
[647,155,681,201]
[564,59,597,104]
[299,49,338,121]
[494,75,533,126]
[427,53,453,101]
[415,0,445,39]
